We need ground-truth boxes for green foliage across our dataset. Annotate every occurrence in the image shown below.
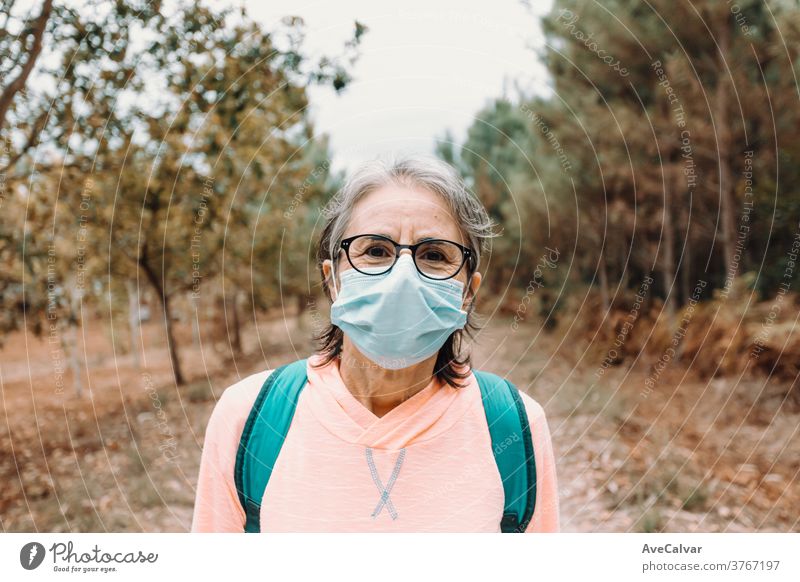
[448,0,800,311]
[0,0,365,384]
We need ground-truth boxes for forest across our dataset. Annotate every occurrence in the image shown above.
[1,0,798,533]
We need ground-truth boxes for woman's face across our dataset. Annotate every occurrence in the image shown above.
[322,182,482,307]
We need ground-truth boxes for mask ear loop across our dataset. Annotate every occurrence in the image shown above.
[329,253,340,299]
[462,253,478,311]
[462,268,476,312]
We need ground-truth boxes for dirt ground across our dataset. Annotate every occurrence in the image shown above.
[1,303,798,532]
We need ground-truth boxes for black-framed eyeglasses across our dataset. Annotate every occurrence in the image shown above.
[339,234,473,280]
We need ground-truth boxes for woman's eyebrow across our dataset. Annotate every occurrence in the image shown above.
[368,233,453,244]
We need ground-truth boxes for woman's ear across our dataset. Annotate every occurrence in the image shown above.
[463,271,482,310]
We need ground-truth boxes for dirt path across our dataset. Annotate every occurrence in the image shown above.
[1,311,797,532]
[472,316,799,532]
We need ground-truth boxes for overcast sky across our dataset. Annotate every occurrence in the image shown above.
[245,0,554,173]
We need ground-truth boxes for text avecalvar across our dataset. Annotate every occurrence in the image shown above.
[642,544,702,554]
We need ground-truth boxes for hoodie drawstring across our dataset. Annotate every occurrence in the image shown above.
[365,447,407,520]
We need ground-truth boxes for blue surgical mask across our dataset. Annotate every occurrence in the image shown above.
[330,254,469,369]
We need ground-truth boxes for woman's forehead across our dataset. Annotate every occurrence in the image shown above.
[347,184,464,241]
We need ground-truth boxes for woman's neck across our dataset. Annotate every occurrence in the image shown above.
[338,338,437,417]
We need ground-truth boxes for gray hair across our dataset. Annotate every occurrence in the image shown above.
[313,153,498,389]
[321,153,497,280]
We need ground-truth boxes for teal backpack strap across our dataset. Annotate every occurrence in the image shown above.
[234,358,308,532]
[474,369,537,533]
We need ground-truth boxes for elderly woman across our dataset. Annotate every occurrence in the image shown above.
[191,155,559,532]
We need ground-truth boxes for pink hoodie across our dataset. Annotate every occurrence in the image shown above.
[191,354,559,532]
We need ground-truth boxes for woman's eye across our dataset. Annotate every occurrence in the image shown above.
[366,246,388,257]
[421,250,445,262]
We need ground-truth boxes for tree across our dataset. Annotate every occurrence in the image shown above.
[458,98,541,295]
[86,5,362,384]
[536,0,800,315]
[3,1,366,386]
[0,0,53,170]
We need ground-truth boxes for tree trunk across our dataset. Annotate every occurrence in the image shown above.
[191,294,201,348]
[661,166,677,324]
[296,293,308,330]
[619,241,629,292]
[717,16,737,296]
[140,260,185,385]
[598,251,610,313]
[0,0,53,135]
[680,238,691,307]
[229,291,242,356]
[680,205,691,307]
[64,322,83,398]
[161,292,185,385]
[65,280,85,397]
[126,279,141,369]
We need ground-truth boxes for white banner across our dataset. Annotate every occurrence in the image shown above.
[2,533,798,582]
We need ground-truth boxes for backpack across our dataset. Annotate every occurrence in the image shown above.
[234,358,536,533]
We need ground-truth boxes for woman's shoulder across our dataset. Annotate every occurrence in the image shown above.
[516,389,548,424]
[470,368,549,423]
[209,369,274,427]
